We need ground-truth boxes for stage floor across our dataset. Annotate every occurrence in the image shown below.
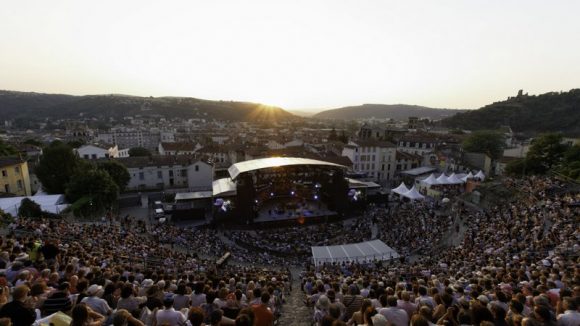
[254,198,337,223]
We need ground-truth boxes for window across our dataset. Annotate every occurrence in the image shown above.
[1,170,6,177]
[4,184,9,193]
[181,169,187,177]
[91,154,97,159]
[17,179,23,190]
[157,171,162,179]
[14,167,20,173]
[169,170,174,177]
[139,172,144,180]
[84,154,89,159]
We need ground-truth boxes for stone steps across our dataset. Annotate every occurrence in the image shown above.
[277,271,313,326]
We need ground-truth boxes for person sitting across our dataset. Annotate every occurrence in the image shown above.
[155,294,186,326]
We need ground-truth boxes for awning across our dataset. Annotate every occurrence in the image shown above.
[311,240,399,266]
[174,191,213,201]
[347,178,380,189]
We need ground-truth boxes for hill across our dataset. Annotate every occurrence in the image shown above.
[0,90,296,123]
[441,89,580,136]
[313,104,464,120]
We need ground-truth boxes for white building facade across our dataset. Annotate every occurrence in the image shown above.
[342,140,397,185]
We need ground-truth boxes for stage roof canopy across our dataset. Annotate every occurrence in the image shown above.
[213,178,237,197]
[311,239,399,266]
[228,157,346,180]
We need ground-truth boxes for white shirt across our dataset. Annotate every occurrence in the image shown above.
[378,307,409,326]
[156,308,186,326]
[557,310,580,326]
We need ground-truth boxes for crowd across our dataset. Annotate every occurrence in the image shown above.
[228,218,373,258]
[0,175,576,326]
[300,176,579,325]
[0,217,290,326]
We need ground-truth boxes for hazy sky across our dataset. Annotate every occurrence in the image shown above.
[1,0,579,111]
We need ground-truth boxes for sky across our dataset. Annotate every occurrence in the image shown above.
[1,0,579,112]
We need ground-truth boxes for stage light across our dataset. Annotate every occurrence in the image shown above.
[270,192,274,197]
[314,195,318,200]
[255,199,258,203]
[290,191,295,196]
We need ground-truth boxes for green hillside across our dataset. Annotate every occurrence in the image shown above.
[0,90,296,123]
[442,90,580,136]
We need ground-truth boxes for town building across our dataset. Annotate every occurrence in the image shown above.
[0,157,31,196]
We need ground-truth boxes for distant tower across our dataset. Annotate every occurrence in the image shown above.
[408,117,419,130]
[517,90,524,97]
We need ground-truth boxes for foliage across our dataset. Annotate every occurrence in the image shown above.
[526,133,567,173]
[0,139,18,156]
[128,147,151,157]
[67,140,85,148]
[18,198,42,218]
[23,139,43,146]
[462,131,505,160]
[0,90,297,123]
[35,143,82,194]
[505,135,579,180]
[68,196,94,218]
[66,169,119,209]
[97,161,130,192]
[443,89,580,136]
[0,208,14,227]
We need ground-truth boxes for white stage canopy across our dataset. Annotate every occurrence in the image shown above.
[401,186,425,201]
[311,240,399,266]
[0,195,68,216]
[391,182,410,195]
[228,157,346,180]
[212,178,237,197]
[474,170,486,181]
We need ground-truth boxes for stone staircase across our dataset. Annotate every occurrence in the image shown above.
[276,270,313,326]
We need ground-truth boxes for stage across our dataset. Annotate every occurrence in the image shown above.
[253,198,338,225]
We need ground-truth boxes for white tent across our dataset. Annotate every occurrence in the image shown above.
[0,195,68,216]
[474,170,486,181]
[401,186,425,201]
[391,182,410,195]
[311,239,399,266]
[461,172,474,182]
[447,173,464,184]
[436,173,451,184]
[420,173,439,186]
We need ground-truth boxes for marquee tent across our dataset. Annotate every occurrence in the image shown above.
[420,173,439,186]
[0,195,68,216]
[401,186,425,201]
[474,170,486,181]
[311,239,399,266]
[436,173,451,184]
[391,182,410,195]
[461,172,474,182]
[447,173,464,184]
